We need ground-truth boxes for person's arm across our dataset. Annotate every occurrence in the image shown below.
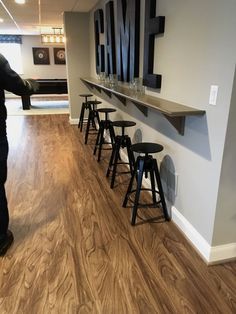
[0,54,38,96]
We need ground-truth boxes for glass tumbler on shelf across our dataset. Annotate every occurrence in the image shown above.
[99,72,106,82]
[109,74,117,87]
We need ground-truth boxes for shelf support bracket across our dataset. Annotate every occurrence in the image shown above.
[132,101,148,116]
[102,89,112,98]
[164,115,185,135]
[114,94,126,105]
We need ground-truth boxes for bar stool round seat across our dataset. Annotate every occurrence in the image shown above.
[84,100,102,144]
[112,120,136,130]
[131,142,163,154]
[93,108,116,162]
[80,93,93,97]
[123,142,170,225]
[97,108,116,114]
[78,94,93,132]
[106,120,136,188]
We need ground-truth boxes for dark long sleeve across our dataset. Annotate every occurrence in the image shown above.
[0,54,34,96]
[0,53,35,138]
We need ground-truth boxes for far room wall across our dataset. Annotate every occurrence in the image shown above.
[21,35,67,80]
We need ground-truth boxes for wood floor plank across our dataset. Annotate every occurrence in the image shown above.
[0,113,234,313]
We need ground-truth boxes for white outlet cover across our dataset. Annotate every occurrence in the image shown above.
[209,85,218,105]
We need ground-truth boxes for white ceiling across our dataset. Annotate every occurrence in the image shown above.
[0,0,99,35]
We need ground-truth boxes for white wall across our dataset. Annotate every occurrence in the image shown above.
[86,0,236,256]
[21,35,66,79]
[63,12,91,120]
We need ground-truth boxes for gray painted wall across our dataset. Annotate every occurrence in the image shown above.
[86,0,236,246]
[213,66,236,245]
[64,12,91,119]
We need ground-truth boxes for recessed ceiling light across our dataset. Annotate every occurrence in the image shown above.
[15,0,26,4]
[0,18,4,23]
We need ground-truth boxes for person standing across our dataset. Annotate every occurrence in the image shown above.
[0,53,38,256]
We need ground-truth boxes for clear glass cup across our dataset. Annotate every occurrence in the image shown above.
[109,74,117,87]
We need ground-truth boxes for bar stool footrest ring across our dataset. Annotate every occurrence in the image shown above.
[126,188,162,208]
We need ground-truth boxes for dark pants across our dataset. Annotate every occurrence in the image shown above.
[0,136,9,235]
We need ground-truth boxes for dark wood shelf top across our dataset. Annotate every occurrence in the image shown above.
[81,77,205,135]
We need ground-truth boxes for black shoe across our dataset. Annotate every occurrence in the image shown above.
[0,230,14,256]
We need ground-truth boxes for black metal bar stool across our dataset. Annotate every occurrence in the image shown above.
[123,142,170,225]
[84,100,101,144]
[93,108,116,162]
[78,94,93,132]
[106,120,136,188]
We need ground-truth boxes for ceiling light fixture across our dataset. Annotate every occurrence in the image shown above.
[15,0,26,4]
[41,28,65,44]
[0,18,4,23]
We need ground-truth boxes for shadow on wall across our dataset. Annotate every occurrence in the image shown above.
[160,155,176,219]
[146,107,212,161]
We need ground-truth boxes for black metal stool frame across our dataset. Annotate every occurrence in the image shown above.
[78,94,93,132]
[123,153,170,225]
[84,101,101,144]
[106,121,136,188]
[93,109,116,162]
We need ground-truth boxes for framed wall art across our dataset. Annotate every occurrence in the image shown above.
[32,47,50,65]
[53,48,66,64]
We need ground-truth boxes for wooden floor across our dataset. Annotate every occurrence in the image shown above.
[0,114,235,313]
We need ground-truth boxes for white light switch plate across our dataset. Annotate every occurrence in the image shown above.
[209,85,218,105]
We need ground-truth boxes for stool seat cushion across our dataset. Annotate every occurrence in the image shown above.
[112,120,136,128]
[87,100,102,105]
[79,94,93,98]
[131,142,163,154]
[97,108,116,113]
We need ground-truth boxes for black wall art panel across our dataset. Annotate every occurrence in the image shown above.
[32,47,50,65]
[117,0,140,82]
[94,9,105,74]
[105,1,116,75]
[143,0,165,89]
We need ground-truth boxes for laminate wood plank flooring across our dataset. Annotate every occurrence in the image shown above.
[0,114,235,313]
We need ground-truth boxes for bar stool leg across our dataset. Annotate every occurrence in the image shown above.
[149,165,157,203]
[97,125,105,162]
[131,158,145,226]
[126,137,135,175]
[106,140,117,178]
[122,159,139,208]
[93,122,103,156]
[94,110,100,129]
[85,109,92,144]
[78,102,85,131]
[110,139,121,188]
[108,124,116,146]
[153,159,170,221]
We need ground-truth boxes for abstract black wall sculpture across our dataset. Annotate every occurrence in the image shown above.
[116,0,140,82]
[143,0,165,88]
[105,1,116,75]
[94,9,105,74]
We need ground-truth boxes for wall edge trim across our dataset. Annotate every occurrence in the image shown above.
[171,206,236,264]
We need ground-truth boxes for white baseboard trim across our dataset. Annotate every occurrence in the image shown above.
[102,137,236,264]
[209,243,236,264]
[69,118,79,125]
[171,206,236,264]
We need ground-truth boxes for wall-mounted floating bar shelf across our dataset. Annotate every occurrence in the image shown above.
[81,77,205,135]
